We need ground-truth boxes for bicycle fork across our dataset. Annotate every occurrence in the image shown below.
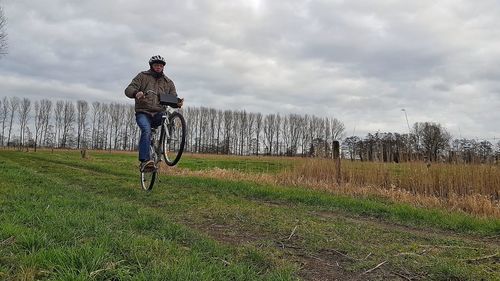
[154,114,170,161]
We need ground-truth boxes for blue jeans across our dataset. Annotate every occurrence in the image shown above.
[136,112,165,162]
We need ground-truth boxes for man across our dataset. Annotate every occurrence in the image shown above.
[125,55,183,172]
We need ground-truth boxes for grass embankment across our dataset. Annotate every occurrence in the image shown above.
[0,150,499,280]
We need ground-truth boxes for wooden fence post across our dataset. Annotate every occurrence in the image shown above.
[332,141,341,185]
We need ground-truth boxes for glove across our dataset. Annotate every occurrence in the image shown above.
[177,98,184,108]
[135,91,145,100]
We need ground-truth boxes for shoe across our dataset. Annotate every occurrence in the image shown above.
[140,160,155,172]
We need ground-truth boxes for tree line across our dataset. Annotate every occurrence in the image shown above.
[0,96,345,158]
[342,123,500,164]
[1,96,498,163]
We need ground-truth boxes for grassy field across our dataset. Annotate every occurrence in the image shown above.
[0,150,499,280]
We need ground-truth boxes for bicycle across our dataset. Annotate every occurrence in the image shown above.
[140,93,186,191]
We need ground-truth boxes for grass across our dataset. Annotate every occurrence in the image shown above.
[0,152,295,280]
[180,153,294,174]
[0,150,499,280]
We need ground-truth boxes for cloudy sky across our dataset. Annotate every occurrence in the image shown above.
[1,0,499,140]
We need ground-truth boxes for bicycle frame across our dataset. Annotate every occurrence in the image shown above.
[150,107,177,167]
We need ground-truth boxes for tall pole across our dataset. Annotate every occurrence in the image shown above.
[401,109,411,134]
[401,109,411,161]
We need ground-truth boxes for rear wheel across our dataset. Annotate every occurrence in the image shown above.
[162,112,186,166]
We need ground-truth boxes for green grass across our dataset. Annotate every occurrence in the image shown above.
[0,151,295,280]
[179,154,294,174]
[0,150,499,280]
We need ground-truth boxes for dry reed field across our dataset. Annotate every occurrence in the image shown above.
[166,155,500,218]
[279,159,500,218]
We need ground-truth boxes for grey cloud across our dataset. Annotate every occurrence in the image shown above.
[2,0,500,139]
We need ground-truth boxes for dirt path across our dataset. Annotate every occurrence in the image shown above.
[184,208,498,280]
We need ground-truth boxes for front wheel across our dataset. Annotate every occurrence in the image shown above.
[162,112,186,166]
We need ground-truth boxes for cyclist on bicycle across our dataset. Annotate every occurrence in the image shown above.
[125,55,183,172]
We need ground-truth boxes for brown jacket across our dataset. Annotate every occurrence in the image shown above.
[125,70,177,114]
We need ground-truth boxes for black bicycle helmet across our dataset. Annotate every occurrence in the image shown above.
[149,55,166,66]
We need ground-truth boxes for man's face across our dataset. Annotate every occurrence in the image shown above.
[152,63,164,73]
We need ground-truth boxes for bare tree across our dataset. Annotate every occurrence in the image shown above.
[105,104,113,150]
[329,117,345,141]
[98,103,109,149]
[263,114,276,155]
[198,107,209,153]
[281,115,291,155]
[223,110,232,154]
[109,103,123,150]
[208,108,217,152]
[274,114,281,155]
[34,101,42,151]
[33,99,52,150]
[184,107,198,152]
[239,110,248,155]
[299,115,310,155]
[54,101,64,147]
[60,101,75,148]
[93,103,103,149]
[254,113,262,155]
[6,97,19,146]
[0,97,7,146]
[45,124,56,149]
[231,111,241,155]
[17,98,31,146]
[215,110,223,154]
[40,99,52,147]
[305,115,318,156]
[76,100,89,149]
[285,114,302,156]
[123,105,136,150]
[0,5,7,56]
[91,102,100,149]
[191,107,200,152]
[329,117,345,157]
[246,112,255,155]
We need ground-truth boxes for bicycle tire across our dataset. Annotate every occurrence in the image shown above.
[162,111,186,166]
[140,169,157,191]
[140,144,158,191]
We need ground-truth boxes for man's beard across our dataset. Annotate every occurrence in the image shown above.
[151,68,163,78]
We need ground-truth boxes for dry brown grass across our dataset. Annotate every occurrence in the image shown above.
[161,158,500,218]
[339,161,500,198]
[279,158,500,218]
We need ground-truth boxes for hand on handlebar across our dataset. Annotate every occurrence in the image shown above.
[177,98,184,108]
[135,91,145,100]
